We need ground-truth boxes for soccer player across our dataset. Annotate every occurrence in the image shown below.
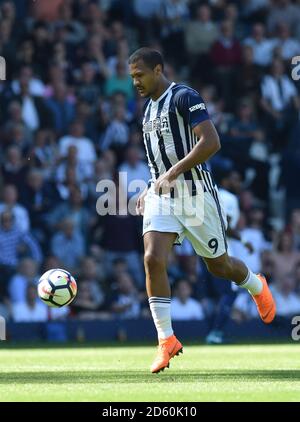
[129,47,276,373]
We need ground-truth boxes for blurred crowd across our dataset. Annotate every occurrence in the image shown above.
[0,0,300,326]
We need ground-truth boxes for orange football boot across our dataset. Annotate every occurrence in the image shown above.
[151,334,183,374]
[251,274,276,323]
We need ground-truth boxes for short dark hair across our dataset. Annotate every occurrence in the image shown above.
[128,47,164,71]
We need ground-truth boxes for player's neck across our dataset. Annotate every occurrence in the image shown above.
[151,78,172,101]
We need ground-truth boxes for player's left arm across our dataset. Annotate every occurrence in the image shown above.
[170,120,220,178]
[154,89,220,192]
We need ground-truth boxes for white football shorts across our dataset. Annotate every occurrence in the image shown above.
[143,184,228,259]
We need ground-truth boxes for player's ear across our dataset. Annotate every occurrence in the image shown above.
[154,64,162,76]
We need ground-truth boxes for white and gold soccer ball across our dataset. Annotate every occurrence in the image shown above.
[37,269,77,307]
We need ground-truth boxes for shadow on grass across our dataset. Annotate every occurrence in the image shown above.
[1,370,300,384]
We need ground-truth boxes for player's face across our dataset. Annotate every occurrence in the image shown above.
[129,60,160,98]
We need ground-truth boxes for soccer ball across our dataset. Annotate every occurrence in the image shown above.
[37,269,77,308]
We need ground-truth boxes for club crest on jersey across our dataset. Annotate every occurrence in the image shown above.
[143,116,170,133]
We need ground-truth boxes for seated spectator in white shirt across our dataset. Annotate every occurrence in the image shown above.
[9,258,39,304]
[272,274,300,317]
[260,58,300,151]
[261,59,299,114]
[0,184,30,233]
[244,23,276,67]
[12,284,48,322]
[58,120,96,175]
[171,279,205,320]
[240,207,271,273]
[12,65,46,97]
[273,22,300,62]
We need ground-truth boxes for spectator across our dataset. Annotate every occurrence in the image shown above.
[159,0,189,67]
[171,279,205,320]
[2,100,32,144]
[232,291,258,321]
[211,20,242,109]
[27,129,58,178]
[11,283,47,322]
[71,256,108,319]
[45,81,75,135]
[8,258,39,304]
[271,231,300,280]
[12,72,53,132]
[0,146,28,191]
[30,21,52,66]
[104,60,135,102]
[272,273,300,317]
[228,99,263,154]
[234,45,262,103]
[20,168,59,242]
[75,61,101,106]
[58,120,97,175]
[267,0,300,38]
[0,210,42,299]
[55,145,93,188]
[260,58,300,151]
[100,104,130,163]
[240,207,270,273]
[273,22,300,62]
[55,1,86,45]
[47,185,91,238]
[98,181,144,288]
[184,4,218,83]
[110,272,141,319]
[133,0,161,44]
[4,122,30,154]
[201,85,230,133]
[0,184,30,233]
[71,279,108,320]
[11,65,46,97]
[119,145,150,199]
[79,34,110,81]
[107,39,130,77]
[50,217,85,272]
[244,23,276,68]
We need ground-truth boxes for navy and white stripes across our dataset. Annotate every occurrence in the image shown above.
[142,83,210,196]
[149,297,171,306]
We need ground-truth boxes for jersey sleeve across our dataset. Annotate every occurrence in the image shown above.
[174,87,210,128]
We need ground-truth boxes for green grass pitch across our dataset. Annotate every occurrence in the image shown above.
[0,344,299,401]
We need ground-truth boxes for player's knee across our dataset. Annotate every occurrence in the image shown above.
[144,252,166,274]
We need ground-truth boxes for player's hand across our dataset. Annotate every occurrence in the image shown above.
[154,169,177,196]
[136,187,148,216]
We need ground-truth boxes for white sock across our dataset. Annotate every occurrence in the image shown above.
[238,269,263,295]
[149,297,173,340]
